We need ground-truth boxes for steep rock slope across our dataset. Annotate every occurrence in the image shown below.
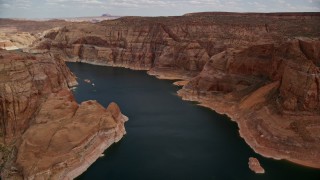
[179,39,320,168]
[16,92,128,179]
[0,50,127,179]
[31,13,319,78]
[0,50,76,141]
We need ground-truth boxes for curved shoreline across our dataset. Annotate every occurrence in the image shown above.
[143,65,320,169]
[177,90,320,170]
[66,61,320,170]
[65,116,128,179]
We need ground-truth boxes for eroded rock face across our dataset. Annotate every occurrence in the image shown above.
[183,40,320,111]
[179,39,320,168]
[31,13,320,79]
[0,50,77,141]
[0,40,19,50]
[16,90,127,179]
[0,50,127,179]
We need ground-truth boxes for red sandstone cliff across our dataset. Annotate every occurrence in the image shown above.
[30,13,319,76]
[0,50,127,179]
[25,12,320,168]
[0,51,77,141]
[179,39,320,168]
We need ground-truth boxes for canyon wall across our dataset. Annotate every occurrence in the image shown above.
[30,13,320,168]
[0,50,76,141]
[30,14,318,72]
[179,40,320,168]
[0,50,127,179]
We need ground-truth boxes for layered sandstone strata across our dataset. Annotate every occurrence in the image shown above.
[30,13,319,78]
[0,19,72,51]
[0,50,76,141]
[16,91,128,179]
[178,39,320,168]
[0,40,19,50]
[0,33,36,50]
[29,13,320,168]
[0,50,127,179]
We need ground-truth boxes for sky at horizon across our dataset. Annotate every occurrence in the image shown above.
[0,0,320,18]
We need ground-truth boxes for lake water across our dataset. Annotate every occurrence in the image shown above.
[67,62,320,180]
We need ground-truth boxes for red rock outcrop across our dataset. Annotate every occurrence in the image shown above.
[178,39,320,168]
[30,13,320,79]
[16,90,128,179]
[0,50,77,141]
[0,50,127,179]
[248,157,265,174]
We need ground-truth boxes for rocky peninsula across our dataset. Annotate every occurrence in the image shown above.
[0,50,127,179]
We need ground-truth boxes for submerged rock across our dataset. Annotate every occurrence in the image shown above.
[84,79,91,83]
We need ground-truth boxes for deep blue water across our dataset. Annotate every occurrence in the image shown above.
[67,62,320,180]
